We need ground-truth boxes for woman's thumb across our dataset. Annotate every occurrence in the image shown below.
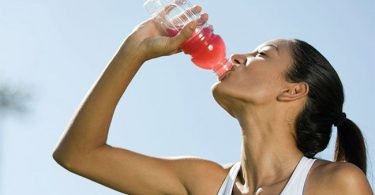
[171,21,197,47]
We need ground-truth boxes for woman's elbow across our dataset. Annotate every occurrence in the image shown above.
[53,147,72,170]
[52,144,84,173]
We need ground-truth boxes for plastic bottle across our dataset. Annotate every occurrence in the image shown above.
[144,0,233,79]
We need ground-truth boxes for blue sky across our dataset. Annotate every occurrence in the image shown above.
[1,0,374,194]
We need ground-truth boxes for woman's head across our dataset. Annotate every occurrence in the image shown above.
[213,38,367,173]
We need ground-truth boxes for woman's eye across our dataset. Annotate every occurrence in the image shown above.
[256,51,266,57]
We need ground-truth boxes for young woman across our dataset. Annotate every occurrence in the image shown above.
[53,8,373,195]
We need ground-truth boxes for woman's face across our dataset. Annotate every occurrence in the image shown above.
[212,39,294,112]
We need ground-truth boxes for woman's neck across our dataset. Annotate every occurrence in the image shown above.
[236,109,303,194]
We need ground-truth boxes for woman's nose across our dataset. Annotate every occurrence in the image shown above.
[230,54,247,65]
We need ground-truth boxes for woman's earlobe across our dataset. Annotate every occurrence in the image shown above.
[277,82,309,101]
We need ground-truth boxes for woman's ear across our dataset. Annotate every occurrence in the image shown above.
[277,82,309,102]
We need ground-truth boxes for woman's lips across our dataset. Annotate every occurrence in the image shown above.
[219,69,233,81]
[219,64,238,81]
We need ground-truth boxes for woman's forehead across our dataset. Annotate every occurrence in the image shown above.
[257,39,291,51]
[258,39,293,59]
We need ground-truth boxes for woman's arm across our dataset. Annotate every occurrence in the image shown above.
[53,14,226,194]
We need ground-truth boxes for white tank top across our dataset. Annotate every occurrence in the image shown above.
[217,156,316,195]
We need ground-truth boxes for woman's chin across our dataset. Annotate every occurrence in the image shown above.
[211,83,236,117]
[211,81,224,101]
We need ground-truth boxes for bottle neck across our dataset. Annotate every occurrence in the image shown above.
[213,58,233,78]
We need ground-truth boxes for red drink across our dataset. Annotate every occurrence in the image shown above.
[166,25,232,78]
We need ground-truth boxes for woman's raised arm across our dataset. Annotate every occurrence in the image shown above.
[53,15,226,194]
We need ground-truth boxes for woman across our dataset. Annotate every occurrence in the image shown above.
[53,8,373,194]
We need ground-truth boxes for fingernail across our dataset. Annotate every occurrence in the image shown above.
[189,21,197,30]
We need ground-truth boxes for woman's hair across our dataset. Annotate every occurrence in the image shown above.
[286,39,367,174]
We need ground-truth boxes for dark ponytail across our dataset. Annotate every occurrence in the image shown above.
[335,118,367,174]
[287,39,367,174]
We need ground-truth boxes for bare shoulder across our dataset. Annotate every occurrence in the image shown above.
[170,156,230,194]
[171,156,230,175]
[305,159,373,195]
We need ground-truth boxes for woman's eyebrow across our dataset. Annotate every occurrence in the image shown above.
[261,44,279,54]
[250,44,280,55]
[269,44,279,53]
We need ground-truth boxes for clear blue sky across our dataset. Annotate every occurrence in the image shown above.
[1,0,374,194]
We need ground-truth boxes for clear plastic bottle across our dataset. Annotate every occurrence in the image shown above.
[144,0,233,79]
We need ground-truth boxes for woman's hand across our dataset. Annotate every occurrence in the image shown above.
[120,6,206,63]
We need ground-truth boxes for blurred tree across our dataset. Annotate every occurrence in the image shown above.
[0,83,29,116]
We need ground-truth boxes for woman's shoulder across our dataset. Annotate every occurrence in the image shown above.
[304,159,373,195]
[169,156,231,194]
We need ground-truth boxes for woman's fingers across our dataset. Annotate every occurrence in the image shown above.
[169,21,197,49]
[197,13,208,26]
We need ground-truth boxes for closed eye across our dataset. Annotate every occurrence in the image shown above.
[256,51,266,57]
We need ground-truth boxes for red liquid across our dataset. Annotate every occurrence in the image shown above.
[166,25,232,77]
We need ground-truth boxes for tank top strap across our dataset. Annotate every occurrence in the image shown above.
[217,162,241,195]
[280,156,316,195]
